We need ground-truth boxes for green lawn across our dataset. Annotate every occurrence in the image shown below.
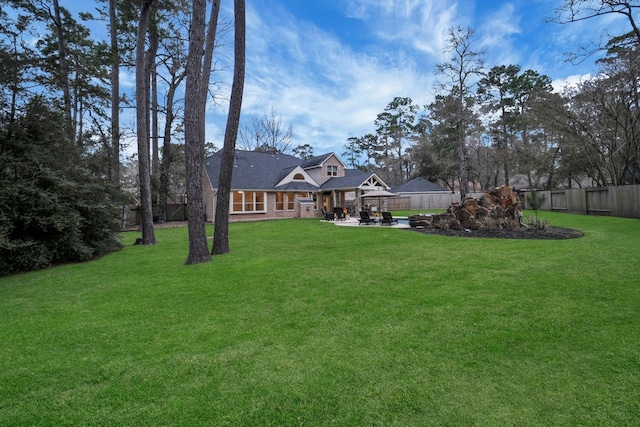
[1,212,639,426]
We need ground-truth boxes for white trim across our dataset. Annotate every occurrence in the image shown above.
[275,166,319,187]
[302,152,347,170]
[230,191,267,214]
[326,153,347,169]
[359,173,389,190]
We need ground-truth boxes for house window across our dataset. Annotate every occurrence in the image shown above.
[287,192,295,210]
[232,191,266,213]
[327,165,338,177]
[275,192,284,211]
[293,173,304,180]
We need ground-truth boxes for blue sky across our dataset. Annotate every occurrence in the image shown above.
[60,1,623,158]
[204,0,622,157]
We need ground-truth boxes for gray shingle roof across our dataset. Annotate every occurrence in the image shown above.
[275,182,320,191]
[299,153,333,168]
[204,150,304,190]
[320,169,371,190]
[390,177,448,193]
[204,150,378,192]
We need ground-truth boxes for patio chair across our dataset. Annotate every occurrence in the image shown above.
[321,208,335,221]
[333,207,346,220]
[358,211,375,225]
[381,211,398,225]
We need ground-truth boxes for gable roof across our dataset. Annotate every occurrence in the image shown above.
[300,152,332,168]
[204,149,389,192]
[320,169,387,190]
[391,177,448,193]
[204,150,305,190]
[321,169,369,190]
[300,152,345,169]
[274,165,317,188]
[275,181,320,191]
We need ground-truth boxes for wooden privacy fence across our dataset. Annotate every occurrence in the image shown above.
[523,185,640,219]
[384,193,461,211]
[384,197,411,210]
[123,204,188,228]
[408,193,460,210]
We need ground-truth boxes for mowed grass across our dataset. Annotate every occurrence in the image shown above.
[1,211,639,425]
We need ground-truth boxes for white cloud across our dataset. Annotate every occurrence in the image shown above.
[208,3,435,154]
[551,73,592,93]
[479,3,522,66]
[341,0,461,57]
[206,0,611,156]
[119,70,136,89]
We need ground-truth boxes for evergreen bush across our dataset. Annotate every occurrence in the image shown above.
[0,97,123,275]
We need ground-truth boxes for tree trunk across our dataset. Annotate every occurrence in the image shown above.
[157,106,173,224]
[147,18,159,205]
[502,119,510,186]
[109,0,120,184]
[212,0,245,256]
[151,62,159,203]
[457,121,468,199]
[8,33,18,130]
[202,1,221,82]
[158,71,184,223]
[135,0,157,245]
[457,84,468,198]
[184,0,212,264]
[51,0,74,144]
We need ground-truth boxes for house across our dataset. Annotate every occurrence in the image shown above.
[202,150,389,222]
[390,177,457,210]
[390,177,449,194]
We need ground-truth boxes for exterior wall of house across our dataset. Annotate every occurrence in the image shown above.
[204,190,322,222]
[298,201,316,219]
[306,167,322,185]
[319,155,344,184]
[202,170,216,222]
[202,153,352,223]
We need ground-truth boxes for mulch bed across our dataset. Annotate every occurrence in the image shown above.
[407,226,584,240]
[127,221,583,240]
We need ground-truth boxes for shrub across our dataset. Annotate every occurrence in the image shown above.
[0,97,124,276]
[526,216,548,230]
[526,190,546,221]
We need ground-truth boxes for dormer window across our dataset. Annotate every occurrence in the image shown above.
[293,173,304,180]
[327,165,338,177]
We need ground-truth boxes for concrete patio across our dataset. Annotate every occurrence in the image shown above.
[322,217,411,228]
